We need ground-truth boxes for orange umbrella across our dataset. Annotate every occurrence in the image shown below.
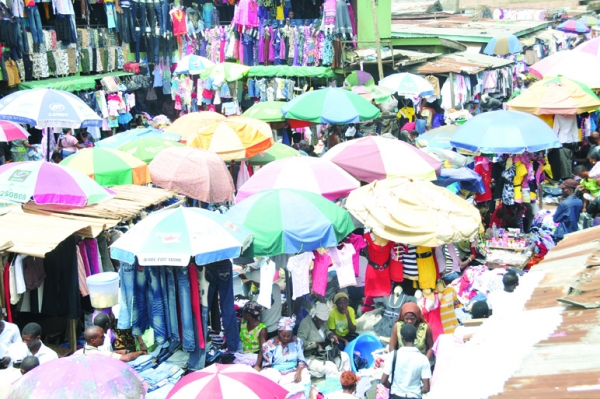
[165,111,226,142]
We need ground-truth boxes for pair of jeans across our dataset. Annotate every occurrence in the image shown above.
[155,0,168,36]
[135,30,142,62]
[164,267,194,351]
[26,6,44,44]
[205,260,239,352]
[119,7,135,43]
[132,265,151,337]
[14,17,28,57]
[146,267,169,345]
[118,262,135,329]
[188,304,208,370]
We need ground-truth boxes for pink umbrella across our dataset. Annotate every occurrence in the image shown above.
[149,146,235,203]
[0,121,29,142]
[167,364,288,399]
[574,37,600,56]
[236,156,360,202]
[530,51,600,89]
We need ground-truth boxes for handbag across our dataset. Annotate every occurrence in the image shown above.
[314,342,340,367]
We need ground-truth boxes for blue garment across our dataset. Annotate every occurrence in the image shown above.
[261,336,307,371]
[26,6,43,44]
[553,194,583,239]
[415,119,427,134]
[202,2,214,29]
[146,267,168,345]
[171,267,195,351]
[156,0,169,36]
[188,304,208,371]
[132,266,151,337]
[117,262,135,329]
[248,79,257,98]
[206,260,239,353]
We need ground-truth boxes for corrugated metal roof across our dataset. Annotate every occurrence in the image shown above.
[410,51,513,74]
[391,0,444,16]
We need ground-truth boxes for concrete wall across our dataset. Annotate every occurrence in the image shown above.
[440,0,579,12]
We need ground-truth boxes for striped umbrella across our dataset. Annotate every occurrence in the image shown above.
[60,148,151,186]
[118,138,185,163]
[574,37,600,56]
[483,33,523,55]
[0,121,29,142]
[556,20,590,33]
[96,128,181,149]
[165,112,226,142]
[241,101,287,122]
[379,73,435,97]
[246,142,300,165]
[579,16,599,27]
[530,51,600,89]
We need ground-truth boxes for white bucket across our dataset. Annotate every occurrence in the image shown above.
[86,272,120,309]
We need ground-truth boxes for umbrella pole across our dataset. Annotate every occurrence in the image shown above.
[45,127,50,162]
[284,268,293,317]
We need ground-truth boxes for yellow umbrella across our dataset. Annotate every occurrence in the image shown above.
[188,117,274,161]
[164,111,226,142]
[345,177,482,246]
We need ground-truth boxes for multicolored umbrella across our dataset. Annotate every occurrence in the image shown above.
[236,156,359,202]
[507,76,600,115]
[416,125,459,150]
[246,142,300,165]
[61,148,151,186]
[449,110,561,153]
[164,112,226,142]
[378,73,435,97]
[241,101,286,122]
[556,19,590,33]
[0,121,29,142]
[226,189,355,256]
[111,207,252,266]
[118,138,184,163]
[0,161,113,207]
[437,167,486,194]
[149,147,235,203]
[530,51,600,89]
[344,71,392,104]
[346,177,482,247]
[0,88,102,128]
[321,136,442,182]
[187,118,273,161]
[96,128,181,149]
[173,55,215,75]
[7,354,148,399]
[579,16,599,27]
[281,88,381,124]
[483,33,523,55]
[166,364,288,399]
[200,62,251,82]
[574,37,600,56]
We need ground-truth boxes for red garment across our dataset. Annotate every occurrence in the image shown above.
[389,244,404,282]
[362,296,375,314]
[474,156,492,202]
[364,265,391,297]
[188,265,205,349]
[170,9,187,36]
[422,294,444,343]
[311,250,332,296]
[346,233,367,276]
[364,233,394,266]
[289,119,311,128]
[3,263,12,322]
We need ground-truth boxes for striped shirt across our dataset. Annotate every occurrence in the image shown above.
[402,244,418,280]
[440,287,460,334]
[443,244,462,273]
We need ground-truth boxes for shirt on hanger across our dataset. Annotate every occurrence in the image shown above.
[286,252,314,299]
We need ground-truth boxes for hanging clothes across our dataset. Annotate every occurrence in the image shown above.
[416,246,436,290]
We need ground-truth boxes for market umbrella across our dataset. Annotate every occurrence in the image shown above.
[507,76,600,115]
[173,54,215,75]
[60,148,151,186]
[343,71,392,104]
[96,128,182,149]
[321,136,442,182]
[579,16,599,27]
[111,207,252,266]
[574,37,600,56]
[0,121,29,142]
[200,62,251,82]
[166,364,288,399]
[241,101,286,122]
[378,73,435,97]
[483,33,523,55]
[436,167,486,194]
[149,147,235,203]
[421,147,472,168]
[187,118,273,161]
[449,110,562,153]
[345,177,482,247]
[416,124,459,150]
[118,137,185,163]
[164,112,226,142]
[236,156,359,202]
[246,142,300,165]
[7,354,147,399]
[281,88,381,124]
[0,161,113,207]
[556,19,590,33]
[530,50,600,89]
[226,189,355,256]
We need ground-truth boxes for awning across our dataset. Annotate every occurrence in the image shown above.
[414,51,514,75]
[247,66,335,78]
[18,72,132,92]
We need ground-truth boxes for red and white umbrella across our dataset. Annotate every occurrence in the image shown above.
[0,121,29,142]
[166,364,288,399]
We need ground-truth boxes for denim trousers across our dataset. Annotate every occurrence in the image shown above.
[146,267,169,345]
[14,18,29,56]
[119,7,136,43]
[188,304,208,371]
[155,0,168,36]
[206,260,239,352]
[27,7,44,44]
[175,267,195,351]
[117,262,135,330]
[135,30,142,62]
[132,265,151,337]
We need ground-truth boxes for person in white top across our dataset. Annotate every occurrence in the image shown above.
[486,272,519,318]
[93,313,114,352]
[0,353,39,399]
[0,319,21,369]
[73,326,146,362]
[382,323,431,399]
[21,323,58,365]
[326,371,361,399]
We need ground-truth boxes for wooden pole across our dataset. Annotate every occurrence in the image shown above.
[69,319,77,354]
[370,0,384,81]
[449,72,456,109]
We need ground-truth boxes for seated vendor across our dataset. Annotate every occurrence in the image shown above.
[297,303,351,379]
[389,303,434,361]
[238,302,266,368]
[74,326,147,362]
[327,293,358,350]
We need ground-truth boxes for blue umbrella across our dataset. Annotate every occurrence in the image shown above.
[379,73,435,97]
[435,167,486,193]
[416,125,459,149]
[557,20,590,33]
[96,128,181,149]
[449,110,561,154]
[483,34,523,55]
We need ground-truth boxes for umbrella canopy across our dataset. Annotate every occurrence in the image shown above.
[507,76,600,115]
[530,51,600,89]
[149,147,234,203]
[246,142,300,165]
[0,121,29,142]
[187,118,273,161]
[96,128,181,149]
[7,354,147,399]
[483,33,523,55]
[422,147,472,168]
[226,189,355,256]
[281,88,381,124]
[321,136,442,182]
[345,177,482,247]
[173,55,215,75]
[556,19,590,33]
[118,138,185,163]
[436,167,486,193]
[0,88,102,128]
[166,364,288,399]
[164,112,226,142]
[241,101,286,122]
[344,70,375,86]
[200,62,251,82]
[574,36,600,56]
[236,156,359,202]
[579,16,599,27]
[343,71,392,104]
[61,148,151,186]
[378,73,435,97]
[0,161,113,207]
[416,125,459,150]
[449,110,561,154]
[111,207,252,266]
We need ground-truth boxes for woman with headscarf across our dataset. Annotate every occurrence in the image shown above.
[297,303,352,379]
[388,302,434,360]
[240,301,267,366]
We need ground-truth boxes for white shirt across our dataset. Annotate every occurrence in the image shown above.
[286,252,314,300]
[0,367,21,399]
[553,115,578,144]
[73,344,121,359]
[97,333,113,352]
[486,289,517,318]
[384,347,431,398]
[27,342,58,364]
[0,322,20,360]
[326,392,357,399]
[328,244,357,289]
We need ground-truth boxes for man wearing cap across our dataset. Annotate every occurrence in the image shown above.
[553,179,583,241]
[327,293,357,350]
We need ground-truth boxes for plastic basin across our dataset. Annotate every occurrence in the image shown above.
[344,333,384,372]
[87,272,119,309]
